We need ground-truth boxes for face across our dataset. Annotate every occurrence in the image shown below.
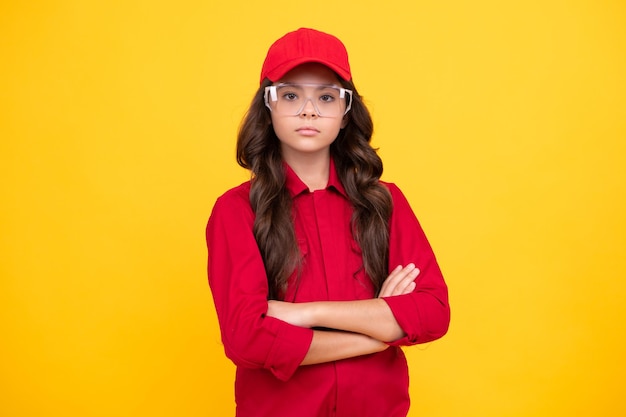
[269,63,347,163]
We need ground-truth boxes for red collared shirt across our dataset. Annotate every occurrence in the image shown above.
[206,160,449,417]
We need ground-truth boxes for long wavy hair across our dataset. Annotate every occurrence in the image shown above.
[237,78,393,299]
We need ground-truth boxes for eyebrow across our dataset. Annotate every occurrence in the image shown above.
[275,83,341,90]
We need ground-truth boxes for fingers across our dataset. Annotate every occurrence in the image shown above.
[378,264,420,298]
[265,300,278,318]
[265,300,312,328]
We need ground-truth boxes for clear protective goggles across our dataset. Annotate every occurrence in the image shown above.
[264,83,353,118]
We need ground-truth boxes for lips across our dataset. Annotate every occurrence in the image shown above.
[296,126,320,136]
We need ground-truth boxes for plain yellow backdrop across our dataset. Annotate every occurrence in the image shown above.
[1,1,625,416]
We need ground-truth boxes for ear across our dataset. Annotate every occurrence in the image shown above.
[340,116,348,129]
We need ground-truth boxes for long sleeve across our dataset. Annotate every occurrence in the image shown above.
[206,184,313,381]
[381,182,450,346]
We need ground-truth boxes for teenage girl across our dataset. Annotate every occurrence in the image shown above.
[206,28,450,417]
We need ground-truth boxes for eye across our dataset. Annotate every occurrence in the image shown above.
[282,92,298,101]
[319,94,335,103]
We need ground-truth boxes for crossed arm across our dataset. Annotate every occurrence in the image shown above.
[266,263,420,365]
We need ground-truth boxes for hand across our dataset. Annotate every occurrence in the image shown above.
[266,300,313,328]
[378,264,419,298]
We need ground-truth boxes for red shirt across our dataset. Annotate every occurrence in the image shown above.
[206,160,449,417]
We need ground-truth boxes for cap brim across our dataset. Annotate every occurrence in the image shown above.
[264,57,351,82]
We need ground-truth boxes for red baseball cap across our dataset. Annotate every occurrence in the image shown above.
[260,28,352,84]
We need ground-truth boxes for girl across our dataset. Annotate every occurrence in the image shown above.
[206,28,450,417]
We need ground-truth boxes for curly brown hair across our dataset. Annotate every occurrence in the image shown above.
[236,78,393,299]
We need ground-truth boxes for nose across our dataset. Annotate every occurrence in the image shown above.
[299,98,318,117]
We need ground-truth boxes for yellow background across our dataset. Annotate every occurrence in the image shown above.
[2,1,625,416]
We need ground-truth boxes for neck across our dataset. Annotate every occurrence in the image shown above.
[283,152,331,191]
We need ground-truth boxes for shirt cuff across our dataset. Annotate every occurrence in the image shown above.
[263,316,314,381]
[381,295,420,346]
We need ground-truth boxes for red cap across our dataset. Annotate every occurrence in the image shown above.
[260,28,352,84]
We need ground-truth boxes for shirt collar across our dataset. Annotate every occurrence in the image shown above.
[284,158,349,199]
